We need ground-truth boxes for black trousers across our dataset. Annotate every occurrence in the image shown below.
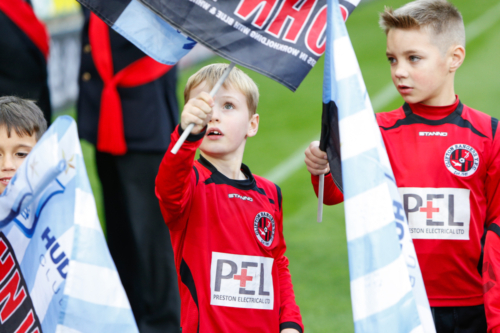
[96,151,180,333]
[432,305,487,333]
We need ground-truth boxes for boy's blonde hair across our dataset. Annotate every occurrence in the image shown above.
[379,0,465,53]
[184,63,259,116]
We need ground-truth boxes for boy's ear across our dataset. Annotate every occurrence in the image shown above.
[247,113,259,138]
[449,45,465,73]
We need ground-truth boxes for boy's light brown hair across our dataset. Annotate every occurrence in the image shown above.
[0,96,47,141]
[379,0,465,53]
[184,63,259,116]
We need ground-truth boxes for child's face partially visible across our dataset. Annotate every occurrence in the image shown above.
[190,82,259,159]
[0,126,36,193]
[386,27,455,106]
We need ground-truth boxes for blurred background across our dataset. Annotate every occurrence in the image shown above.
[32,0,500,331]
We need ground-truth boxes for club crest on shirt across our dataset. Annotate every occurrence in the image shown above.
[254,212,275,247]
[444,144,479,177]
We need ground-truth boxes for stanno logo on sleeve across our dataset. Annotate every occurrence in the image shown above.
[444,144,479,177]
[254,212,275,247]
[210,252,274,310]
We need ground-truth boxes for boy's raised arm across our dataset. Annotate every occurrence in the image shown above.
[155,92,214,229]
[155,126,204,229]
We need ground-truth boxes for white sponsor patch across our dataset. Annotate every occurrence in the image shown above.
[228,193,253,202]
[398,188,470,240]
[419,132,448,137]
[210,252,274,310]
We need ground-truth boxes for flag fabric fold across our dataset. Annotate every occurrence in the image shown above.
[0,116,138,333]
[321,0,435,332]
[78,0,359,92]
[79,0,195,66]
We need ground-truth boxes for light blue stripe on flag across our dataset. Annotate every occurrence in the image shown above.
[61,296,138,333]
[354,291,421,333]
[112,0,194,65]
[347,223,401,280]
[341,148,385,199]
[71,225,114,269]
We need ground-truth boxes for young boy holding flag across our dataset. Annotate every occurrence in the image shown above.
[155,64,303,333]
[305,0,500,331]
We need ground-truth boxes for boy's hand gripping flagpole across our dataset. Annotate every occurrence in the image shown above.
[171,62,236,155]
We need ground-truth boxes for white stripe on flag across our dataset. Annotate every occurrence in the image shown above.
[74,189,102,231]
[344,0,361,6]
[65,261,131,309]
[339,108,379,161]
[32,226,75,322]
[55,325,82,333]
[334,36,359,81]
[350,254,412,321]
[6,225,30,263]
[344,183,394,241]
[410,326,425,333]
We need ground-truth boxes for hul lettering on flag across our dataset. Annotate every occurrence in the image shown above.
[77,0,359,91]
[0,116,138,333]
[320,0,435,332]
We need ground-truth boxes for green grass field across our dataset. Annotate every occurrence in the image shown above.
[74,0,500,331]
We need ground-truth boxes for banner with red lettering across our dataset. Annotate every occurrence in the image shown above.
[77,0,360,91]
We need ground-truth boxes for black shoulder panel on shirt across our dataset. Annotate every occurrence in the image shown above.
[492,117,499,140]
[275,184,282,211]
[479,223,500,276]
[180,258,200,332]
[488,223,500,238]
[198,156,269,198]
[477,223,488,276]
[280,322,303,333]
[193,166,199,185]
[379,102,488,138]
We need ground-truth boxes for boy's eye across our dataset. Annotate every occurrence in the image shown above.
[223,103,234,110]
[387,57,396,64]
[409,55,420,62]
[15,152,28,158]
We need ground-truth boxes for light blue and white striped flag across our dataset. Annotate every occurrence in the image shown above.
[0,116,138,332]
[323,0,435,332]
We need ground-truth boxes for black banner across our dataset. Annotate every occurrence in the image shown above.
[140,0,329,91]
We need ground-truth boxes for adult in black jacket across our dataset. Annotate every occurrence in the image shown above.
[0,0,51,123]
[77,9,180,333]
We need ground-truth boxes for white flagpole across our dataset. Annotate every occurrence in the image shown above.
[317,173,324,222]
[171,62,236,154]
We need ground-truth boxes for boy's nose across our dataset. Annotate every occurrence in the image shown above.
[394,65,409,79]
[1,156,15,171]
[210,106,221,123]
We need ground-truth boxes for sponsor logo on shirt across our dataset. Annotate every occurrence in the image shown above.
[444,144,479,177]
[210,252,274,310]
[254,212,275,247]
[419,131,448,137]
[398,187,470,240]
[228,193,253,202]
